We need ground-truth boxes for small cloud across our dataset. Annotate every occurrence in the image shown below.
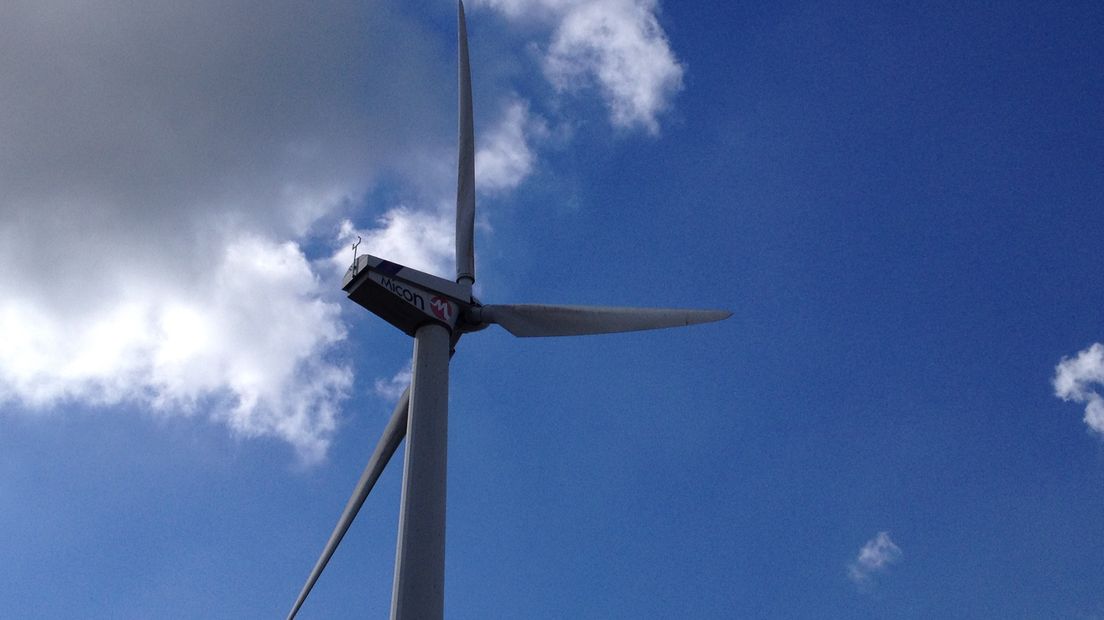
[476,98,545,193]
[374,363,412,402]
[543,0,683,134]
[476,0,684,134]
[1053,343,1104,434]
[331,208,454,281]
[848,531,902,588]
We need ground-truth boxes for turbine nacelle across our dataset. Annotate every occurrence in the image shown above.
[343,255,475,337]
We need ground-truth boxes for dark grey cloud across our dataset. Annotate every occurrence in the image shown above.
[0,1,449,246]
[0,0,455,461]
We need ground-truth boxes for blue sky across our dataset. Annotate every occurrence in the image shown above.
[1,1,1102,618]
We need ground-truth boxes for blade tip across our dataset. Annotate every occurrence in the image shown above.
[690,309,732,325]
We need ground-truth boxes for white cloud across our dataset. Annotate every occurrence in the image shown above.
[475,0,683,134]
[477,98,545,193]
[374,362,413,402]
[0,236,350,463]
[1053,343,1104,434]
[330,211,454,282]
[848,531,902,587]
[544,1,683,133]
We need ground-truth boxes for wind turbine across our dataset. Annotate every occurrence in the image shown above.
[286,3,730,618]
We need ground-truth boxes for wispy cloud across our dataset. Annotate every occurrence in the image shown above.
[477,98,546,194]
[475,0,684,133]
[374,362,413,402]
[1053,343,1104,434]
[848,531,902,588]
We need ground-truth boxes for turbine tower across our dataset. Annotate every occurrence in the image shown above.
[286,3,730,618]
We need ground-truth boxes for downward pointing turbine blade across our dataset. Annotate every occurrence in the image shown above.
[286,388,410,620]
[455,0,476,286]
[480,304,732,337]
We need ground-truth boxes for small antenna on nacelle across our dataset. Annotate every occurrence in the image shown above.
[351,235,362,275]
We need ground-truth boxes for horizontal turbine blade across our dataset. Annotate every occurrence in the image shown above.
[479,304,731,337]
[286,387,410,620]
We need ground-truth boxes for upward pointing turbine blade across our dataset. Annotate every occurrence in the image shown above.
[478,304,732,337]
[286,388,411,620]
[455,0,476,287]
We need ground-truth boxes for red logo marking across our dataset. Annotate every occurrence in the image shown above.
[430,296,453,322]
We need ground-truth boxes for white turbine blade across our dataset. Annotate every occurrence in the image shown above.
[455,0,476,286]
[286,388,410,620]
[481,304,732,337]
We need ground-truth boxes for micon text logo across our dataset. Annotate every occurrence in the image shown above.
[380,276,425,311]
[430,296,453,322]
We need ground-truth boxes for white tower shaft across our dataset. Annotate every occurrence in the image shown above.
[390,323,451,620]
